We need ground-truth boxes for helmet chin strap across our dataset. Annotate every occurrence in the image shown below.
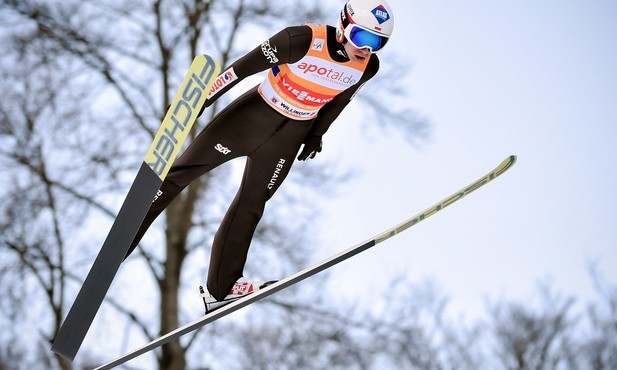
[337,46,349,59]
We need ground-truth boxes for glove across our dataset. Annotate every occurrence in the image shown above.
[297,134,323,161]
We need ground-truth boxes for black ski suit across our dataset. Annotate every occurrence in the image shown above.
[126,24,380,300]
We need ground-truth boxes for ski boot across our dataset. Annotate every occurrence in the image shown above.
[199,277,276,314]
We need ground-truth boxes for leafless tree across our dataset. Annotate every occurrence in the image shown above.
[570,265,617,370]
[0,0,427,369]
[488,281,579,370]
[5,2,616,370]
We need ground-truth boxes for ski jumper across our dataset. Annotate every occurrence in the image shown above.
[126,24,380,300]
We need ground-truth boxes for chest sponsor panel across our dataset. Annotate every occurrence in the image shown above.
[288,55,364,90]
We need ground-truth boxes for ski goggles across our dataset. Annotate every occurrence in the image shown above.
[344,24,389,52]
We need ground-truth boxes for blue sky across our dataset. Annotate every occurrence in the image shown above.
[313,0,617,318]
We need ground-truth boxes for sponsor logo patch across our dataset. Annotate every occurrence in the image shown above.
[261,39,279,64]
[207,67,238,99]
[214,143,231,155]
[268,159,287,190]
[277,75,333,106]
[312,38,324,51]
[372,5,390,24]
[295,61,359,86]
[346,3,355,17]
[230,281,253,295]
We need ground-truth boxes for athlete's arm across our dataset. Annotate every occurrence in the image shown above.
[203,26,312,107]
[297,55,379,161]
[308,54,380,137]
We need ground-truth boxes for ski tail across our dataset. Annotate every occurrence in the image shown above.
[51,54,221,361]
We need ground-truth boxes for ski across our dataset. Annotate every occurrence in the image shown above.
[51,54,221,361]
[94,155,517,370]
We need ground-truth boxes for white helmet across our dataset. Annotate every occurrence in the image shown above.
[336,0,394,52]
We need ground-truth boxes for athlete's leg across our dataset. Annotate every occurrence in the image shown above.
[207,118,312,300]
[125,88,271,258]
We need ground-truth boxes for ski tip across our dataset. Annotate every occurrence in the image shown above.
[492,155,517,177]
[505,154,517,167]
[509,154,518,167]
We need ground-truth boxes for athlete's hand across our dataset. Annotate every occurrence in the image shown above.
[297,134,323,161]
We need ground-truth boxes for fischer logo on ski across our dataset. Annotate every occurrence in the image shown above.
[146,61,218,179]
[51,55,221,361]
